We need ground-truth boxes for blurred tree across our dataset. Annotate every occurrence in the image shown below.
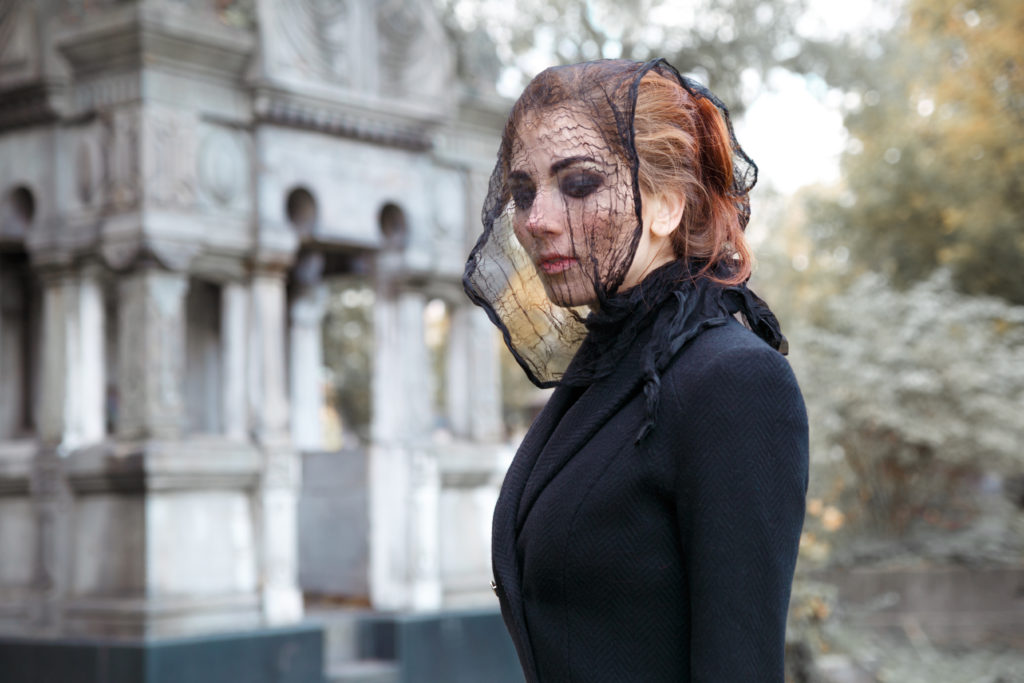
[438,0,844,113]
[789,270,1024,550]
[812,0,1024,302]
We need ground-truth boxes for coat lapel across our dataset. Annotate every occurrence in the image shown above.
[491,341,647,681]
[491,382,582,682]
[515,342,646,532]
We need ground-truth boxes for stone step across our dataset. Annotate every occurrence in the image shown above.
[310,605,522,682]
[326,659,400,683]
[307,606,385,663]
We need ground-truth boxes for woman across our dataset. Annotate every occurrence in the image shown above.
[464,59,808,682]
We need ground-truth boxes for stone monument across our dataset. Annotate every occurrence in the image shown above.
[0,0,512,680]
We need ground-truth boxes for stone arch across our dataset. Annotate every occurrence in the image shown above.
[1,184,36,241]
[285,186,318,238]
[378,201,408,250]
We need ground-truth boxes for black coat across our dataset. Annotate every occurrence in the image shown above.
[491,317,809,682]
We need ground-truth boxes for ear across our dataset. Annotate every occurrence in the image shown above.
[643,189,685,238]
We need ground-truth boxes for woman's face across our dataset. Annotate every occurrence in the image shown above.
[508,109,673,308]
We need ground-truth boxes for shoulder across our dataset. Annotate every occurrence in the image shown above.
[655,318,809,491]
[662,318,801,405]
[651,319,808,460]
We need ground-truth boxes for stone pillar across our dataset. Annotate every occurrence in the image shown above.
[250,268,303,624]
[289,254,327,452]
[116,266,187,441]
[32,263,109,634]
[251,271,290,440]
[369,275,441,610]
[37,265,105,450]
[221,282,249,441]
[37,269,71,447]
[446,305,503,442]
[28,449,70,636]
[76,264,106,446]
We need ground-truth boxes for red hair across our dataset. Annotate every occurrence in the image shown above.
[633,71,752,284]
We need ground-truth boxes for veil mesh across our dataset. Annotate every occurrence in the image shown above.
[464,59,767,392]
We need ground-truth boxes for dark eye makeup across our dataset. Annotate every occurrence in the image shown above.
[559,171,603,199]
[508,162,604,212]
[509,178,536,211]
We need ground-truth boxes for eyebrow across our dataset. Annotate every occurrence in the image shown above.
[551,156,598,173]
[509,155,599,181]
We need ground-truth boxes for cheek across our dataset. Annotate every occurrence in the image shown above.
[575,202,624,249]
[511,214,533,250]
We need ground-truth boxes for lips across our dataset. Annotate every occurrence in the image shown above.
[537,255,577,274]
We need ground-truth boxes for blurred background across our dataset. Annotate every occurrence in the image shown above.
[453,0,1024,679]
[0,0,1020,682]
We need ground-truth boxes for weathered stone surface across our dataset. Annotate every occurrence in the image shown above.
[0,0,507,652]
[299,449,369,598]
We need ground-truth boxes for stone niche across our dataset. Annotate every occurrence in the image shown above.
[0,244,40,635]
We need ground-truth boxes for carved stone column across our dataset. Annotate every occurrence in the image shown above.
[31,263,108,635]
[250,267,303,624]
[446,304,503,442]
[76,263,106,446]
[369,270,441,610]
[221,281,249,441]
[289,253,327,452]
[37,268,72,447]
[37,264,105,450]
[116,265,187,441]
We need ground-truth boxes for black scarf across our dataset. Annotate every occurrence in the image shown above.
[562,259,787,443]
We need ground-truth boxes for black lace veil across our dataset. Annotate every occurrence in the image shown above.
[463,59,767,392]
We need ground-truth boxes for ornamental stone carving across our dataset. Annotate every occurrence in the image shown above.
[0,0,36,86]
[143,106,197,209]
[101,106,140,211]
[375,0,446,100]
[197,126,247,208]
[274,0,353,85]
[376,0,418,91]
[432,168,463,240]
[74,133,102,207]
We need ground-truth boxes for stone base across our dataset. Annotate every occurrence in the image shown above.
[357,608,521,683]
[0,623,324,683]
[298,448,369,598]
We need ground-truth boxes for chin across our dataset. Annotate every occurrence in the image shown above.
[541,279,597,309]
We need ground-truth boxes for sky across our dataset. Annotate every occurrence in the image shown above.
[487,0,899,196]
[734,69,847,195]
[734,0,899,194]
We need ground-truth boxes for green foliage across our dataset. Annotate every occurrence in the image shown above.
[789,270,1024,546]
[814,0,1024,303]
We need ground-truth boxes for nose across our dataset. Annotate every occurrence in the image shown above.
[525,189,561,236]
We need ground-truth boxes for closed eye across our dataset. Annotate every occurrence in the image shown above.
[559,171,602,199]
[509,175,535,211]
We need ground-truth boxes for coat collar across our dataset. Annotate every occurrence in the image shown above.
[491,336,648,680]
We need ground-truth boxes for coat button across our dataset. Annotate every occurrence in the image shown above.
[490,580,498,594]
